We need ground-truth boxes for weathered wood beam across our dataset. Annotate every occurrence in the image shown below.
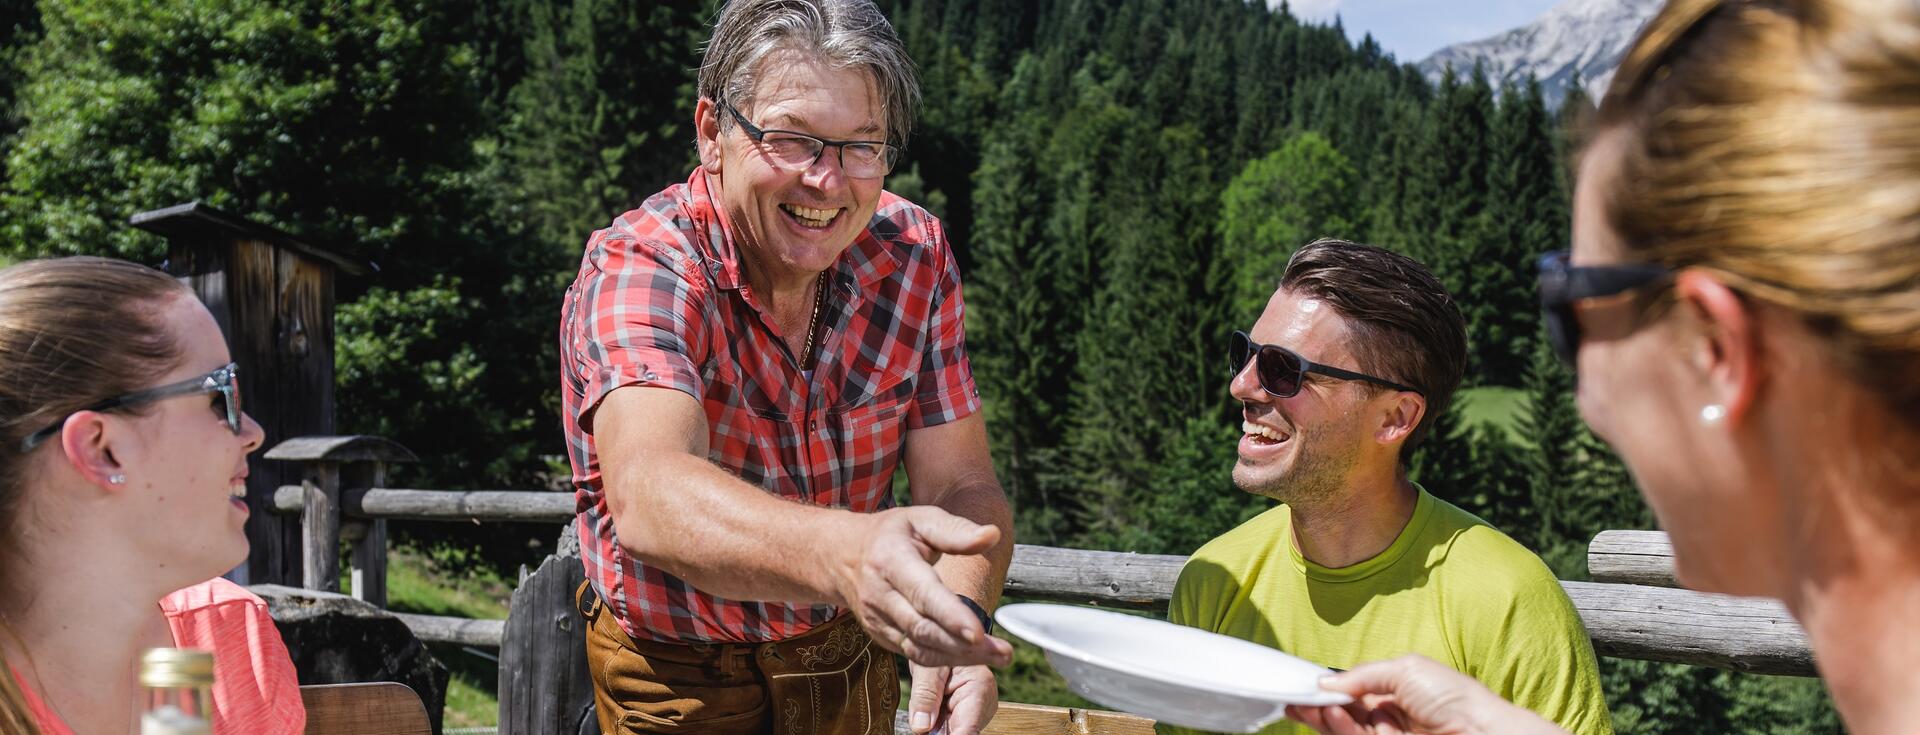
[1562,581,1812,676]
[264,488,1810,677]
[272,486,574,523]
[1004,544,1183,610]
[1589,530,1679,588]
[264,435,419,464]
[391,612,506,648]
[1002,545,1812,676]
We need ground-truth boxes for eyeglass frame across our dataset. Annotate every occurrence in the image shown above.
[1230,331,1424,398]
[717,99,902,179]
[19,362,242,453]
[1536,250,1676,366]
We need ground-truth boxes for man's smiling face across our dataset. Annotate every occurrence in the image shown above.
[704,49,888,281]
[1229,288,1377,505]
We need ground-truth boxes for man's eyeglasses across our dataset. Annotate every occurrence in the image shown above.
[1536,251,1675,365]
[719,99,901,179]
[1230,331,1423,398]
[19,363,242,453]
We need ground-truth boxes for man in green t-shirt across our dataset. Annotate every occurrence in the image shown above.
[1166,239,1611,735]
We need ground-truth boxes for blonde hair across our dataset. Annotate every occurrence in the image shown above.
[0,660,34,735]
[1598,0,1920,423]
[0,256,189,732]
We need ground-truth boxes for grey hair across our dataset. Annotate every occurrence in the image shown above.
[699,0,920,148]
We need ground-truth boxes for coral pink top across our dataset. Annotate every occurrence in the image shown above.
[14,578,306,734]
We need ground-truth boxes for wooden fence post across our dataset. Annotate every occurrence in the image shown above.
[265,436,417,602]
[345,462,391,608]
[499,531,599,734]
[300,460,342,592]
[130,202,373,586]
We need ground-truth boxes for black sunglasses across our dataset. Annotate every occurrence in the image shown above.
[19,362,243,453]
[1536,251,1675,365]
[1230,331,1423,398]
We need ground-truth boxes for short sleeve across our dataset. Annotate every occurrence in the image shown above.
[905,228,981,429]
[161,579,307,735]
[1450,531,1614,735]
[563,236,713,433]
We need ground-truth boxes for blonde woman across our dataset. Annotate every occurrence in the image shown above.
[0,257,304,734]
[1288,0,1920,732]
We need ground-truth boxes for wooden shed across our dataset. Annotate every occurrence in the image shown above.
[130,202,373,586]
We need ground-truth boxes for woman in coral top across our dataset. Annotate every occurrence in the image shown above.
[0,257,305,734]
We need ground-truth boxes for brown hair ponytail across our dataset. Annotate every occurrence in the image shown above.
[0,256,190,732]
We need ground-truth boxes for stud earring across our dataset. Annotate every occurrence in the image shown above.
[1700,405,1726,425]
[108,474,126,485]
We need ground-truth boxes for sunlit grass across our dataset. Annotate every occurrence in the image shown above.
[380,546,511,728]
[1456,386,1530,446]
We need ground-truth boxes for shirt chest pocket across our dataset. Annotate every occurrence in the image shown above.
[828,351,919,444]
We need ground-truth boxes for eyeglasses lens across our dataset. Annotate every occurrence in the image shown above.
[1231,332,1304,397]
[220,372,243,434]
[1257,347,1303,397]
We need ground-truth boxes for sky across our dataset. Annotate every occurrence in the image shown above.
[1285,0,1566,62]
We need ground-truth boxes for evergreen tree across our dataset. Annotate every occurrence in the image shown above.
[1410,395,1531,538]
[1361,96,1427,248]
[1062,119,1218,549]
[1518,329,1651,572]
[1520,331,1583,557]
[1381,67,1451,263]
[0,0,40,184]
[1422,65,1499,383]
[1409,404,1472,504]
[1556,72,1597,192]
[1140,417,1267,555]
[1473,76,1559,386]
[969,105,1068,542]
[489,0,705,261]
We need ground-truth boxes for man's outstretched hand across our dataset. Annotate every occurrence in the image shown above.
[836,506,1013,668]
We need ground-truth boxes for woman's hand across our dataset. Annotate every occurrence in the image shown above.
[1284,655,1567,735]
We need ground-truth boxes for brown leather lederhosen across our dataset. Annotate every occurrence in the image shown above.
[578,581,899,734]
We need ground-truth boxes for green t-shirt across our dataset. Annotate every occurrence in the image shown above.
[1165,487,1612,735]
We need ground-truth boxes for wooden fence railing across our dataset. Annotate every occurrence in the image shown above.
[262,435,1816,733]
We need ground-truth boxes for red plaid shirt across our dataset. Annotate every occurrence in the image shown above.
[559,170,981,643]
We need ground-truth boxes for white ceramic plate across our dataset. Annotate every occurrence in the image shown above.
[995,603,1352,733]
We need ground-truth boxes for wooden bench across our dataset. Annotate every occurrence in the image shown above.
[301,682,431,735]
[984,702,1156,735]
[886,702,1158,734]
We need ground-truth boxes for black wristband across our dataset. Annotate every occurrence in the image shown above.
[957,595,993,635]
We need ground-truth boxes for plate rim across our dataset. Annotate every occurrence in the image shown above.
[994,603,1355,708]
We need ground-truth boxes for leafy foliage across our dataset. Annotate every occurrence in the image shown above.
[1215,132,1357,323]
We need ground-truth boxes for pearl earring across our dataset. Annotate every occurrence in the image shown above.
[1700,405,1726,425]
[108,474,126,485]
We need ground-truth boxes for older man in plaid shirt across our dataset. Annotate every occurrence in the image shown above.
[557,2,1013,734]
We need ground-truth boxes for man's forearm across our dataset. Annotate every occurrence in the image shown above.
[927,478,1014,607]
[607,450,865,605]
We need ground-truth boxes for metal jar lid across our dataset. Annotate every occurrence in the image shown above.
[139,648,214,688]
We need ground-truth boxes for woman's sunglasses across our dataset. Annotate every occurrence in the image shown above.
[1229,331,1423,398]
[1536,251,1675,366]
[19,362,242,453]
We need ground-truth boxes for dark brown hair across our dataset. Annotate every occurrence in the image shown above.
[0,256,189,731]
[1280,238,1468,460]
